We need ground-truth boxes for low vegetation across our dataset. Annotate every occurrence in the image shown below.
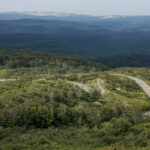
[0,50,150,150]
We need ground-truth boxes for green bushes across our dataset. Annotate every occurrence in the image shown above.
[1,105,54,128]
[54,104,71,126]
[111,118,131,135]
[0,78,147,130]
[0,52,150,149]
[0,92,150,149]
[0,80,98,128]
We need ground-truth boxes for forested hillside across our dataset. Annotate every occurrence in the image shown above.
[93,53,150,68]
[0,19,150,59]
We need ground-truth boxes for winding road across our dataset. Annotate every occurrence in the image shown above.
[115,74,150,97]
[1,75,150,97]
[1,76,150,116]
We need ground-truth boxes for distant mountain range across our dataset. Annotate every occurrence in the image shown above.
[0,12,150,67]
[1,12,150,30]
[0,11,121,20]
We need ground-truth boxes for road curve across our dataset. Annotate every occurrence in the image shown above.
[115,74,150,97]
[68,81,106,95]
[67,81,91,93]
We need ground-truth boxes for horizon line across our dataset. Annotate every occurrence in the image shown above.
[0,11,150,17]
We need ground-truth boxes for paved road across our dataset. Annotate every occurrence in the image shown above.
[1,76,149,97]
[0,79,16,82]
[68,81,91,93]
[68,81,106,95]
[144,111,150,116]
[115,74,150,97]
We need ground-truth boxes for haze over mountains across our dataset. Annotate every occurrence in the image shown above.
[2,12,150,30]
[0,12,150,67]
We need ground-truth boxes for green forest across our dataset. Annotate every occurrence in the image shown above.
[0,50,150,150]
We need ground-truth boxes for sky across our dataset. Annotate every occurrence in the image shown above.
[0,0,150,16]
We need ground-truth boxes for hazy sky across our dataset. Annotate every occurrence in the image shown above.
[0,0,150,16]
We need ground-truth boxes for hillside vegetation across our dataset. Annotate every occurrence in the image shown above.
[0,50,106,79]
[0,50,150,150]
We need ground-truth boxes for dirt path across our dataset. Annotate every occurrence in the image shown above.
[115,74,150,97]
